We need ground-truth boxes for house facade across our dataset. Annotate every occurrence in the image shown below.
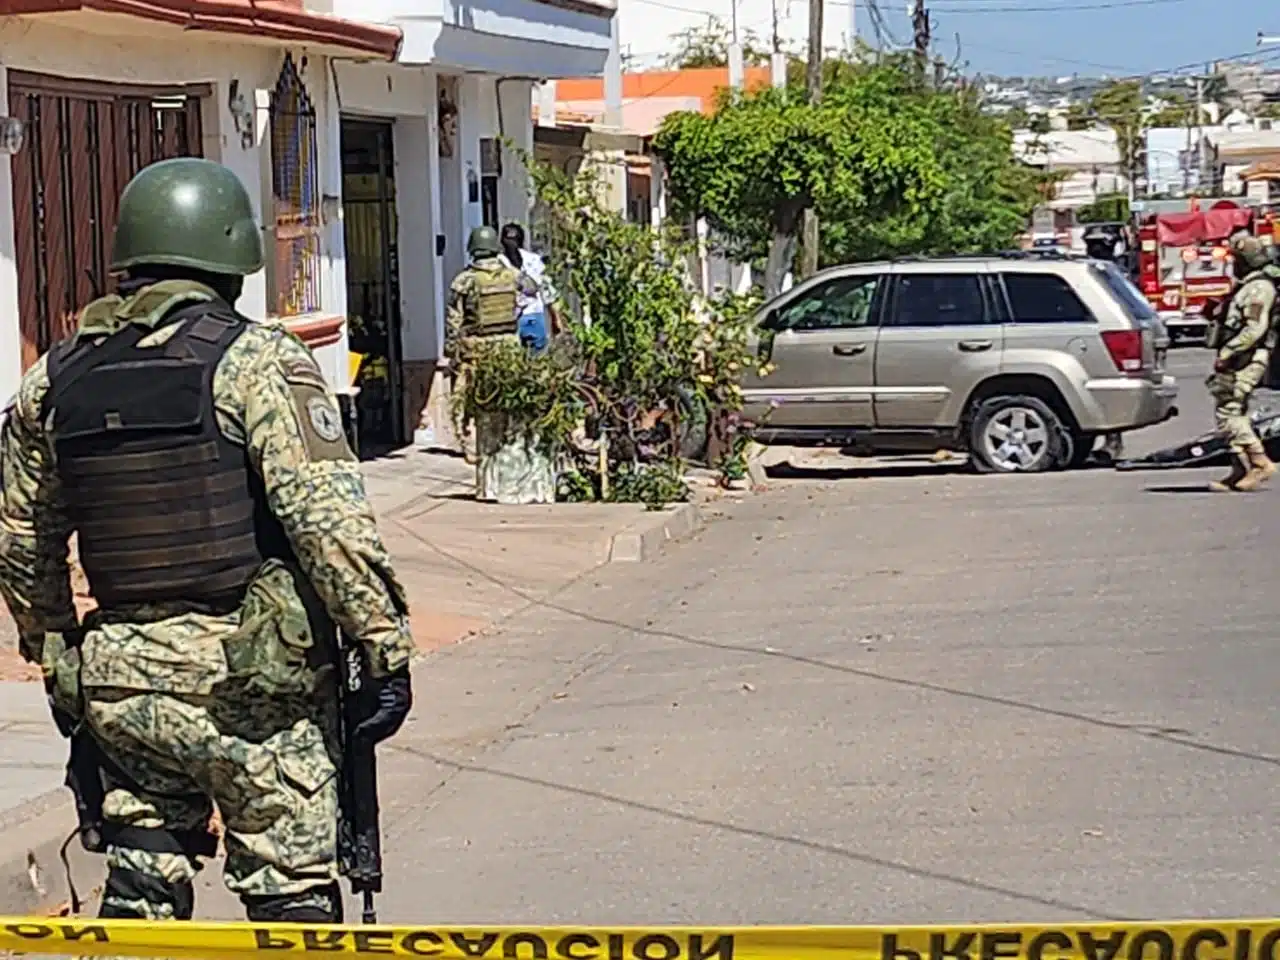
[0,0,617,456]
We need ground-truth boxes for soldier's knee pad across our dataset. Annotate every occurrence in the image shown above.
[243,882,343,923]
[99,866,195,920]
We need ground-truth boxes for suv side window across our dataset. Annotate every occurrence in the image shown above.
[773,275,882,331]
[1001,273,1094,323]
[889,273,988,327]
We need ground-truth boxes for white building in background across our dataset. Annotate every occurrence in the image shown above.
[0,0,617,455]
[1013,128,1127,213]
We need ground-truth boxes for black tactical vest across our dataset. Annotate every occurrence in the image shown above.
[44,298,291,613]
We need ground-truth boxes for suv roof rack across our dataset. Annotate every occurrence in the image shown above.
[993,248,1092,261]
[889,253,989,263]
[886,250,1094,263]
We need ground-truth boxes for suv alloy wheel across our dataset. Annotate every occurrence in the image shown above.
[968,394,1067,473]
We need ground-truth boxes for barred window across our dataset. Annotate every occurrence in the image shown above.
[268,54,321,317]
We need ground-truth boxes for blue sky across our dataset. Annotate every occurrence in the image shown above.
[876,0,1278,78]
[622,0,1280,81]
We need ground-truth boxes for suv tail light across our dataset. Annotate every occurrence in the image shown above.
[1101,330,1144,373]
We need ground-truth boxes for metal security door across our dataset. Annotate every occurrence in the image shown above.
[8,72,205,371]
[341,118,404,455]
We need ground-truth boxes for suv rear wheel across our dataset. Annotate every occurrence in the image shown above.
[968,394,1066,474]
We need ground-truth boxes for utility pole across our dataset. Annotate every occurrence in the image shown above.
[846,0,856,54]
[911,0,929,76]
[728,0,744,91]
[799,0,823,278]
[1192,72,1204,195]
[770,0,786,88]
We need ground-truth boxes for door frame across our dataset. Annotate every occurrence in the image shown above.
[340,115,405,452]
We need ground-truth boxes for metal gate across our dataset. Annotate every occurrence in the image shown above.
[341,117,404,454]
[8,72,207,370]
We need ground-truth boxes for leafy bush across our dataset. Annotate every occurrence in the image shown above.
[449,334,583,459]
[459,154,764,504]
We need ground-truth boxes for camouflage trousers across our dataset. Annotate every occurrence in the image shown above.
[1208,351,1270,452]
[85,687,339,919]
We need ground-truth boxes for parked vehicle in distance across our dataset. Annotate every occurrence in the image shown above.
[739,251,1179,473]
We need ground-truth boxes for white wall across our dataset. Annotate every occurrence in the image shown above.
[326,0,613,77]
[393,117,436,362]
[497,78,534,229]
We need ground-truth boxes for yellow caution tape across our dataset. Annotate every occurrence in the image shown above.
[0,918,1278,960]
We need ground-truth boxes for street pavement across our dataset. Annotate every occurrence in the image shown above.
[0,447,709,904]
[357,347,1280,926]
[10,346,1280,924]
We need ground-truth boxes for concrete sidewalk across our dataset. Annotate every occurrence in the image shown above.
[0,447,709,914]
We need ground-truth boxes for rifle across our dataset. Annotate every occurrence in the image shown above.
[335,635,383,924]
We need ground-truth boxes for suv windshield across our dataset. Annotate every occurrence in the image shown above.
[1093,262,1157,321]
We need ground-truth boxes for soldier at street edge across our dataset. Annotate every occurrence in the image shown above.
[0,157,416,921]
[1205,231,1280,492]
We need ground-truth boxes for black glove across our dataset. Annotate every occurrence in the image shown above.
[48,697,78,738]
[352,667,412,744]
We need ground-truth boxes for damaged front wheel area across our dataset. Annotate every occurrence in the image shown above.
[967,394,1068,474]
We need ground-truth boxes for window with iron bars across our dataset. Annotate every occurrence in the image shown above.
[269,54,322,317]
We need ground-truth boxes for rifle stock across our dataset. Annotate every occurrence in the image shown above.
[336,636,383,924]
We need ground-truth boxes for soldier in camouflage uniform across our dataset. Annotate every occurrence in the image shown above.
[444,225,532,360]
[0,158,415,921]
[443,226,535,480]
[1205,231,1280,492]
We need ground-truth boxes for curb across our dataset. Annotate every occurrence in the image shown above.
[607,503,703,563]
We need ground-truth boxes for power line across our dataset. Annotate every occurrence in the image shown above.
[930,0,1192,7]
[876,0,1196,12]
[626,0,1280,88]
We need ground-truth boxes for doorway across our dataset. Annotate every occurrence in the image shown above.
[341,117,404,457]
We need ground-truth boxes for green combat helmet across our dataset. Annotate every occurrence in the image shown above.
[1230,231,1271,275]
[111,157,265,276]
[466,225,501,259]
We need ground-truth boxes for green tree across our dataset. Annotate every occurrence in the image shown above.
[1064,102,1090,130]
[1077,193,1130,224]
[823,79,1043,262]
[663,17,770,69]
[1089,79,1145,177]
[1001,105,1030,130]
[1147,93,1195,128]
[1028,112,1052,134]
[654,64,948,295]
[652,59,1041,293]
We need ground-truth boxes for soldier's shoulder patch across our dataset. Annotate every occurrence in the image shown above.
[287,383,353,463]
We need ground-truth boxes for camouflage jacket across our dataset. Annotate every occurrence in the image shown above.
[1215,267,1280,365]
[0,282,415,695]
[444,258,536,357]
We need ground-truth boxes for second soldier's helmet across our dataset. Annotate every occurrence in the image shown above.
[1230,230,1271,275]
[110,158,265,276]
[467,225,501,258]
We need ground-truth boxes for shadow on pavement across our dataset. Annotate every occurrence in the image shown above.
[766,460,967,481]
[1144,483,1216,495]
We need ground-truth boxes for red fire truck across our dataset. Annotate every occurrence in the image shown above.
[1136,198,1279,343]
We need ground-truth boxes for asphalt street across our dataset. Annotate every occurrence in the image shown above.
[368,346,1280,927]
